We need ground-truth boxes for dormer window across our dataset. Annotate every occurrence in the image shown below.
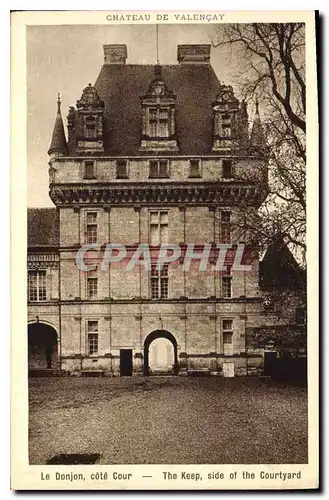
[212,84,239,152]
[116,160,128,179]
[75,83,104,154]
[140,67,178,152]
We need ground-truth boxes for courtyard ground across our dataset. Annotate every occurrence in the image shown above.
[29,376,307,465]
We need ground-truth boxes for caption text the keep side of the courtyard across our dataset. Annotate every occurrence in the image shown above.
[40,469,302,483]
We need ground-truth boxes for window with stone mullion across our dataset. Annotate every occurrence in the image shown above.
[151,264,169,299]
[87,320,98,355]
[28,270,46,302]
[149,107,169,138]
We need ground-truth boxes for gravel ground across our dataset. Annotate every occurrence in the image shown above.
[29,376,307,465]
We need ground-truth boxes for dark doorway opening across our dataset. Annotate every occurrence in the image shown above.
[264,351,277,376]
[120,349,133,376]
[28,322,58,370]
[144,330,178,376]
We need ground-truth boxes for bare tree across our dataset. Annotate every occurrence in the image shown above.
[212,23,306,260]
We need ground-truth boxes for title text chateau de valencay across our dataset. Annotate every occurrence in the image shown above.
[27,44,306,377]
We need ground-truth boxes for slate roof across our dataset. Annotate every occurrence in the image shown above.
[27,208,59,248]
[259,238,306,290]
[48,110,68,156]
[91,64,221,156]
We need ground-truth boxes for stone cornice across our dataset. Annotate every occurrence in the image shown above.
[53,153,269,161]
[50,182,268,206]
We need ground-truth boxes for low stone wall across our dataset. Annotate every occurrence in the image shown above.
[60,352,263,377]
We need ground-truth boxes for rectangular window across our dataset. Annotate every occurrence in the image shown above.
[148,107,169,137]
[151,264,169,299]
[221,267,232,298]
[159,109,169,137]
[222,160,233,179]
[149,211,169,245]
[116,160,128,179]
[87,271,98,299]
[219,211,231,244]
[223,319,233,355]
[159,108,169,121]
[28,270,47,302]
[85,116,96,138]
[189,159,201,178]
[86,212,98,244]
[87,320,98,355]
[84,161,95,179]
[159,160,168,177]
[149,160,169,178]
[149,108,158,136]
[149,160,158,178]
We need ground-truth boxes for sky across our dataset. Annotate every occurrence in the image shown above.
[27,24,243,207]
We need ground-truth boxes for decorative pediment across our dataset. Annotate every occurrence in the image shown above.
[77,84,104,111]
[215,83,239,105]
[145,78,174,99]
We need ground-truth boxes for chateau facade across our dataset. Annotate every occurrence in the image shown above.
[28,44,304,376]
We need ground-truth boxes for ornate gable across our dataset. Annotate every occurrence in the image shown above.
[75,83,105,154]
[212,83,240,153]
[140,67,179,153]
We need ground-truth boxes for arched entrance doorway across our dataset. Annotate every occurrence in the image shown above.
[28,322,58,370]
[143,330,178,376]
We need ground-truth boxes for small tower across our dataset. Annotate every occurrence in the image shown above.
[48,94,68,160]
[140,66,179,152]
[250,99,266,154]
[212,84,240,152]
[75,83,105,154]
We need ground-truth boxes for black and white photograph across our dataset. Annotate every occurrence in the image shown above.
[11,10,318,490]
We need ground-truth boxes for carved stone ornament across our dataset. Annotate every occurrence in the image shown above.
[215,83,239,104]
[146,78,174,98]
[76,83,104,110]
[50,183,267,207]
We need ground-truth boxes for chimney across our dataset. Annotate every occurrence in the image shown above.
[103,44,127,64]
[177,44,211,64]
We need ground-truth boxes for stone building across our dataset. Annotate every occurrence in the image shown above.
[247,238,307,378]
[28,43,286,376]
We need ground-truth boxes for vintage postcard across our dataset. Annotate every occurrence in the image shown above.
[11,10,318,490]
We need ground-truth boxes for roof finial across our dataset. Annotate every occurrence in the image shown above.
[48,92,68,156]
